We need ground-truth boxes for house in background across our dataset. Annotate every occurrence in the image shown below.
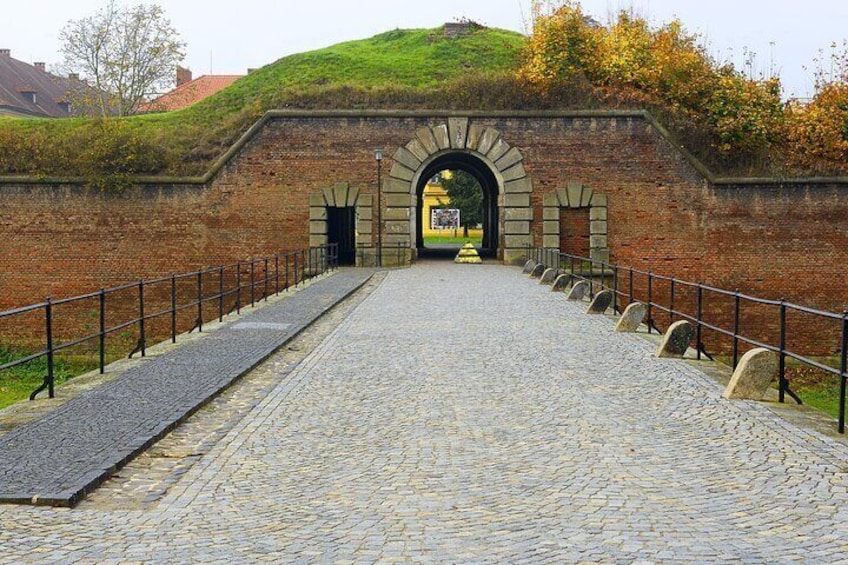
[0,49,75,117]
[140,67,243,112]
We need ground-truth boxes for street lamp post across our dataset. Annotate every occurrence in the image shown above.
[374,148,383,267]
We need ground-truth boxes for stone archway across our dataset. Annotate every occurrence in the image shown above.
[383,118,533,264]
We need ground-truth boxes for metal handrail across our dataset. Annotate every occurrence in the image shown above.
[527,245,848,434]
[0,244,339,401]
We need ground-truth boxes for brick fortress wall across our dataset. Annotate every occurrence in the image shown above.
[2,111,848,355]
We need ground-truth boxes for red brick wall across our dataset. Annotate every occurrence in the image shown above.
[559,207,590,257]
[1,112,847,356]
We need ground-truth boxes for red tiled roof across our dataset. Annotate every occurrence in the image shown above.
[141,75,242,112]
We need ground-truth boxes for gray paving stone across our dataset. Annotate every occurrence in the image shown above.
[0,268,373,507]
[0,263,846,563]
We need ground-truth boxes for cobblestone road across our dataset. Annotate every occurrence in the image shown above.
[1,262,848,563]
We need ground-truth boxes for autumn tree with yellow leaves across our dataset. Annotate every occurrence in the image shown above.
[520,1,786,171]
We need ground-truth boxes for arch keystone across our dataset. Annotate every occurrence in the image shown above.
[448,117,469,149]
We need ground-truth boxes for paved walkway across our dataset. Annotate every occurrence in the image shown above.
[0,268,373,506]
[1,263,848,563]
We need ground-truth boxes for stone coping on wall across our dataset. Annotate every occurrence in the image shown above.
[1,109,847,188]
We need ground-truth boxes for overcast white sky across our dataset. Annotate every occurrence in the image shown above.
[2,0,845,99]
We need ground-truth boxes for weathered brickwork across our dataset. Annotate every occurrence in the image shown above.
[1,110,847,353]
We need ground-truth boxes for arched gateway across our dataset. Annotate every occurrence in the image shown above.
[384,117,533,264]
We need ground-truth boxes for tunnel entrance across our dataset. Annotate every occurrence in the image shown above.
[415,153,499,259]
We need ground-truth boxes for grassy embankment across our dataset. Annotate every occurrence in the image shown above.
[0,26,526,180]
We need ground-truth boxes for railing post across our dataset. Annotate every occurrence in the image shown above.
[45,297,55,398]
[250,261,256,308]
[779,299,787,403]
[294,252,300,288]
[732,290,741,369]
[138,280,146,357]
[196,271,203,333]
[628,267,634,305]
[612,264,618,314]
[99,289,106,374]
[274,254,280,295]
[236,262,242,314]
[285,253,290,290]
[570,256,575,285]
[171,275,177,343]
[264,257,269,301]
[839,310,848,434]
[696,283,703,360]
[646,271,653,334]
[669,279,676,326]
[218,266,224,322]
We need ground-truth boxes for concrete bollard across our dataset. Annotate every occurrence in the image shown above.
[539,268,558,285]
[530,264,546,278]
[522,260,536,274]
[566,280,590,300]
[723,348,778,400]
[551,274,571,292]
[657,320,695,358]
[586,289,614,314]
[614,302,647,332]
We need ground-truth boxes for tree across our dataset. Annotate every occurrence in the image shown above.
[443,170,483,237]
[59,1,186,116]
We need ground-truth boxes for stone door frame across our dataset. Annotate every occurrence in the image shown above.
[542,183,609,263]
[308,182,374,266]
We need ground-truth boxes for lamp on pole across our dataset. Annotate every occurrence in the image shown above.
[374,148,383,267]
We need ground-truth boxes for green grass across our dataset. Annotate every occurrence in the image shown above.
[0,346,97,409]
[0,25,526,179]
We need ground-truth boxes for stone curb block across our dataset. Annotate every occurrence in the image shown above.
[566,280,589,300]
[530,264,546,278]
[657,320,695,358]
[539,268,558,285]
[586,289,613,314]
[723,348,778,400]
[615,302,647,332]
[522,260,536,274]
[552,274,570,292]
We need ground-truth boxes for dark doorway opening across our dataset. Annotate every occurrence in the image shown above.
[327,206,356,265]
[415,153,499,259]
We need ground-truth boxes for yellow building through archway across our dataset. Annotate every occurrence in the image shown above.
[421,171,483,242]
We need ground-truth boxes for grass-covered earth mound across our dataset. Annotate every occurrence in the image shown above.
[1,14,846,184]
[0,25,528,182]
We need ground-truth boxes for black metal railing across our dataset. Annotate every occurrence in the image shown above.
[0,244,338,401]
[526,246,848,434]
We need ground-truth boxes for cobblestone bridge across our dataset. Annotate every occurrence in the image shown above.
[1,263,847,563]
